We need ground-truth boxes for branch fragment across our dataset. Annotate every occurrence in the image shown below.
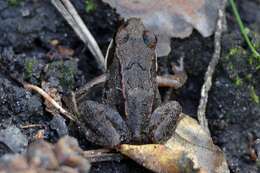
[24,83,76,121]
[51,0,105,72]
[197,0,227,134]
[83,149,124,163]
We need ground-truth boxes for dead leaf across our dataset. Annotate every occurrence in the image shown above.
[118,114,229,173]
[102,0,224,56]
[50,39,60,46]
[58,46,75,57]
[34,130,45,140]
[118,144,200,172]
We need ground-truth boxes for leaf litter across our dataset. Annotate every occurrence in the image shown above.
[118,114,229,173]
[102,0,224,56]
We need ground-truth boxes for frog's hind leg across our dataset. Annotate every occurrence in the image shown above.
[149,101,182,143]
[78,100,129,147]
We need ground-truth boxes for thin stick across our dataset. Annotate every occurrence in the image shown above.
[76,72,190,100]
[51,0,105,72]
[104,39,114,69]
[83,148,124,163]
[197,0,227,134]
[20,124,43,129]
[24,83,76,121]
[76,74,107,97]
[0,63,76,121]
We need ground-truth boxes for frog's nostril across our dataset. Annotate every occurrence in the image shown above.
[143,30,157,49]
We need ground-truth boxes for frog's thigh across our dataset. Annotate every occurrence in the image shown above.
[149,101,182,143]
[79,100,129,147]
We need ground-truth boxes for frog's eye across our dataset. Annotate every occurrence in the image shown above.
[143,31,157,49]
[116,27,129,45]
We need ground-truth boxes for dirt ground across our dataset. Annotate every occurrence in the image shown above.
[0,0,260,172]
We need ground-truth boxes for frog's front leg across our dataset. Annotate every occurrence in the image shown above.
[78,100,130,147]
[148,101,182,143]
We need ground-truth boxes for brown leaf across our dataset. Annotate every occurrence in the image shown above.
[50,39,60,46]
[34,130,45,140]
[118,144,200,173]
[102,0,224,56]
[118,114,229,173]
[58,46,75,57]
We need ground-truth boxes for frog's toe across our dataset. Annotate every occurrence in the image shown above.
[149,101,182,143]
[79,124,121,147]
[78,100,129,147]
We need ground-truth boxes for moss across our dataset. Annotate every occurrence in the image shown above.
[256,159,260,169]
[225,47,246,60]
[8,0,23,6]
[224,45,260,104]
[256,64,260,70]
[227,63,234,71]
[225,44,260,77]
[60,64,76,90]
[234,76,243,86]
[24,59,36,80]
[85,0,96,13]
[250,86,259,104]
[245,74,252,81]
[47,60,77,90]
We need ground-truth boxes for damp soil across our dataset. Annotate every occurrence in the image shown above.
[0,0,260,173]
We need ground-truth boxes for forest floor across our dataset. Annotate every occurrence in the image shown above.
[0,0,260,172]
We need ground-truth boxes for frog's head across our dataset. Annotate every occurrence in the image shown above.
[116,18,157,49]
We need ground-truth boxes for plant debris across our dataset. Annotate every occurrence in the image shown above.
[102,0,224,56]
[118,114,229,173]
[0,136,91,173]
[50,115,68,137]
[0,126,28,154]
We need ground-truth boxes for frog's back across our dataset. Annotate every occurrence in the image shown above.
[114,18,159,142]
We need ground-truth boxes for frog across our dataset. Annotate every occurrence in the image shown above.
[77,18,187,147]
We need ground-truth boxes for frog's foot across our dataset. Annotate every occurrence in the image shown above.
[148,101,182,143]
[157,57,187,89]
[78,100,130,147]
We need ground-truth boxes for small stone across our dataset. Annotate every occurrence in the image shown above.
[50,115,68,137]
[21,8,30,17]
[27,140,59,169]
[0,126,28,153]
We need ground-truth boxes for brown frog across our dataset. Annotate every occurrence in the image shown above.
[78,18,187,147]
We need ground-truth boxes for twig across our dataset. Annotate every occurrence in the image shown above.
[83,148,124,163]
[24,83,76,121]
[51,0,105,72]
[104,39,114,69]
[197,0,227,134]
[0,63,76,121]
[20,124,43,129]
[71,91,79,115]
[76,74,107,98]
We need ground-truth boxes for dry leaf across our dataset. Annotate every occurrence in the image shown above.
[118,114,229,173]
[118,144,200,172]
[34,130,45,140]
[57,46,75,57]
[50,39,60,46]
[102,0,224,56]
